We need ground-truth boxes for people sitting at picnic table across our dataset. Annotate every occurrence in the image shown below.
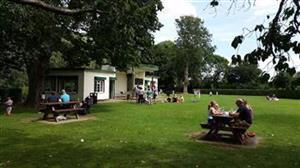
[229,99,253,128]
[47,92,59,102]
[60,89,70,103]
[207,100,222,124]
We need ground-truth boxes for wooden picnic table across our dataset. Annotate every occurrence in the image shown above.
[201,113,248,144]
[39,101,84,122]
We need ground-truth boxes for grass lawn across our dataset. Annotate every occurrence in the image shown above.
[1,95,300,168]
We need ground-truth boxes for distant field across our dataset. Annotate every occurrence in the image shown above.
[0,95,300,168]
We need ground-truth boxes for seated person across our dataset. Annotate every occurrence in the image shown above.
[80,96,93,114]
[172,94,178,103]
[266,94,279,101]
[177,95,184,103]
[272,94,279,101]
[207,100,222,124]
[166,93,171,103]
[230,99,252,128]
[47,92,59,102]
[60,89,70,103]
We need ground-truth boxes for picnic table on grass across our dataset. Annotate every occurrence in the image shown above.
[39,101,84,122]
[201,113,249,144]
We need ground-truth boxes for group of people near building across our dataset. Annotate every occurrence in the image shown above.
[135,84,158,104]
[207,99,253,128]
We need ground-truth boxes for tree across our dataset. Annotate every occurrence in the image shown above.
[224,62,262,89]
[201,54,229,89]
[175,16,214,93]
[291,72,300,89]
[7,0,104,15]
[209,0,300,75]
[0,0,162,106]
[272,72,293,89]
[151,41,177,91]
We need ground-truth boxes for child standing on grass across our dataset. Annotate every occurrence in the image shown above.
[4,97,13,116]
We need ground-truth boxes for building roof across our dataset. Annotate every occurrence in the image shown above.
[50,67,116,73]
[50,64,158,73]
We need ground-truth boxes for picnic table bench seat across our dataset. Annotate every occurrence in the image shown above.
[53,107,84,120]
[200,123,247,132]
[200,123,248,144]
[39,101,84,122]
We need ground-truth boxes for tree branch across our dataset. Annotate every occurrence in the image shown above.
[8,0,103,16]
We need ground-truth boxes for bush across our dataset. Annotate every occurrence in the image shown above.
[198,89,300,99]
[0,88,22,103]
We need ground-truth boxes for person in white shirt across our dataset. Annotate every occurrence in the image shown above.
[4,97,13,116]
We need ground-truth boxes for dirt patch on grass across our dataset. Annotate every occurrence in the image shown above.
[187,131,262,149]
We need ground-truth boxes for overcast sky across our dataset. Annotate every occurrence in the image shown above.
[154,0,300,75]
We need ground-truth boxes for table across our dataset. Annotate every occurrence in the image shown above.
[201,113,248,144]
[40,101,83,121]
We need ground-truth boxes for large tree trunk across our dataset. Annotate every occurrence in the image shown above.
[25,57,49,107]
[183,62,189,93]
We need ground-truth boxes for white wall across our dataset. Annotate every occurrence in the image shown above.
[84,70,116,100]
[115,72,127,96]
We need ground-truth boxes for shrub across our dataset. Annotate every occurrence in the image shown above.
[198,89,300,99]
[0,88,22,103]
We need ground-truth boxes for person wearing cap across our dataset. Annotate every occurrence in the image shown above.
[60,89,70,103]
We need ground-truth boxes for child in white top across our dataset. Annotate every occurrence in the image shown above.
[207,100,221,124]
[4,97,13,116]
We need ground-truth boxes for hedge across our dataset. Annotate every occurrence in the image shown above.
[198,89,300,99]
[0,88,22,103]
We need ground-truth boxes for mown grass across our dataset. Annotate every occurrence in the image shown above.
[0,95,300,168]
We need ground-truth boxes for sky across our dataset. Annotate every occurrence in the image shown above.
[154,0,300,75]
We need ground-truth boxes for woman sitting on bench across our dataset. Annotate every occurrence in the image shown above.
[207,101,222,124]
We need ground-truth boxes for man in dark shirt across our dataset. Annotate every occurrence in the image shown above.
[47,92,59,102]
[230,99,252,128]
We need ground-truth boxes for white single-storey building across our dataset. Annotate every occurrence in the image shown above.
[44,65,158,101]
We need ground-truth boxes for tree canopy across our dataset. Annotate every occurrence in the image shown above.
[0,0,163,105]
[210,0,300,75]
[175,16,215,93]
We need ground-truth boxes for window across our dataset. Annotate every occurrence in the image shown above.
[44,76,78,93]
[94,77,106,93]
[58,76,78,93]
[45,77,56,92]
[135,78,143,85]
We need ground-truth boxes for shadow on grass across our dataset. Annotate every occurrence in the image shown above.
[1,128,300,168]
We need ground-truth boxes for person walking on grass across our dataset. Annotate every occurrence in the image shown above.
[4,97,13,116]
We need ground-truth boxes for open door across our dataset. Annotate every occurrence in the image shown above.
[109,78,115,99]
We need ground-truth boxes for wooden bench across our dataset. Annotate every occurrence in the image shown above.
[200,123,248,144]
[53,108,84,120]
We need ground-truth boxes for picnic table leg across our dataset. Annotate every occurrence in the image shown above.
[42,112,48,120]
[75,112,79,120]
[232,129,245,144]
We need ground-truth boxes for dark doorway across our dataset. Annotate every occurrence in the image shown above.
[109,79,115,99]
